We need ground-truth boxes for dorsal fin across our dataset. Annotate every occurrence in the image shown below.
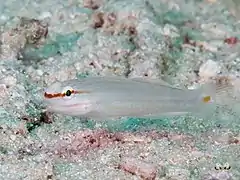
[129,77,182,89]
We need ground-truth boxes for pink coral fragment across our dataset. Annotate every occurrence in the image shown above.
[118,156,157,180]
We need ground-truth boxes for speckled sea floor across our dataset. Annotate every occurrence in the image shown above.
[0,0,240,179]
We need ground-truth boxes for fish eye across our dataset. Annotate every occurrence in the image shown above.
[65,90,72,96]
[61,86,74,99]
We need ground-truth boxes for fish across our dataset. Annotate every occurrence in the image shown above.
[43,76,228,120]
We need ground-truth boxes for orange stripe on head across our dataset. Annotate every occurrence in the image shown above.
[44,92,64,99]
[44,90,90,99]
[72,90,91,94]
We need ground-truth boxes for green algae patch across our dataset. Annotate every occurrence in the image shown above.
[162,10,190,26]
[22,32,83,61]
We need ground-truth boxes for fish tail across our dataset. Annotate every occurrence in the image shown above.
[199,83,217,104]
[191,83,216,119]
[191,80,240,119]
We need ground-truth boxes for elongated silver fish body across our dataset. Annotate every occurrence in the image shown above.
[43,76,217,120]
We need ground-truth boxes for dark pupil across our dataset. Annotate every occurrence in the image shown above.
[65,90,72,96]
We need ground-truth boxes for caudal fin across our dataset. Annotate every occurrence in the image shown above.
[192,79,240,119]
[199,78,240,105]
